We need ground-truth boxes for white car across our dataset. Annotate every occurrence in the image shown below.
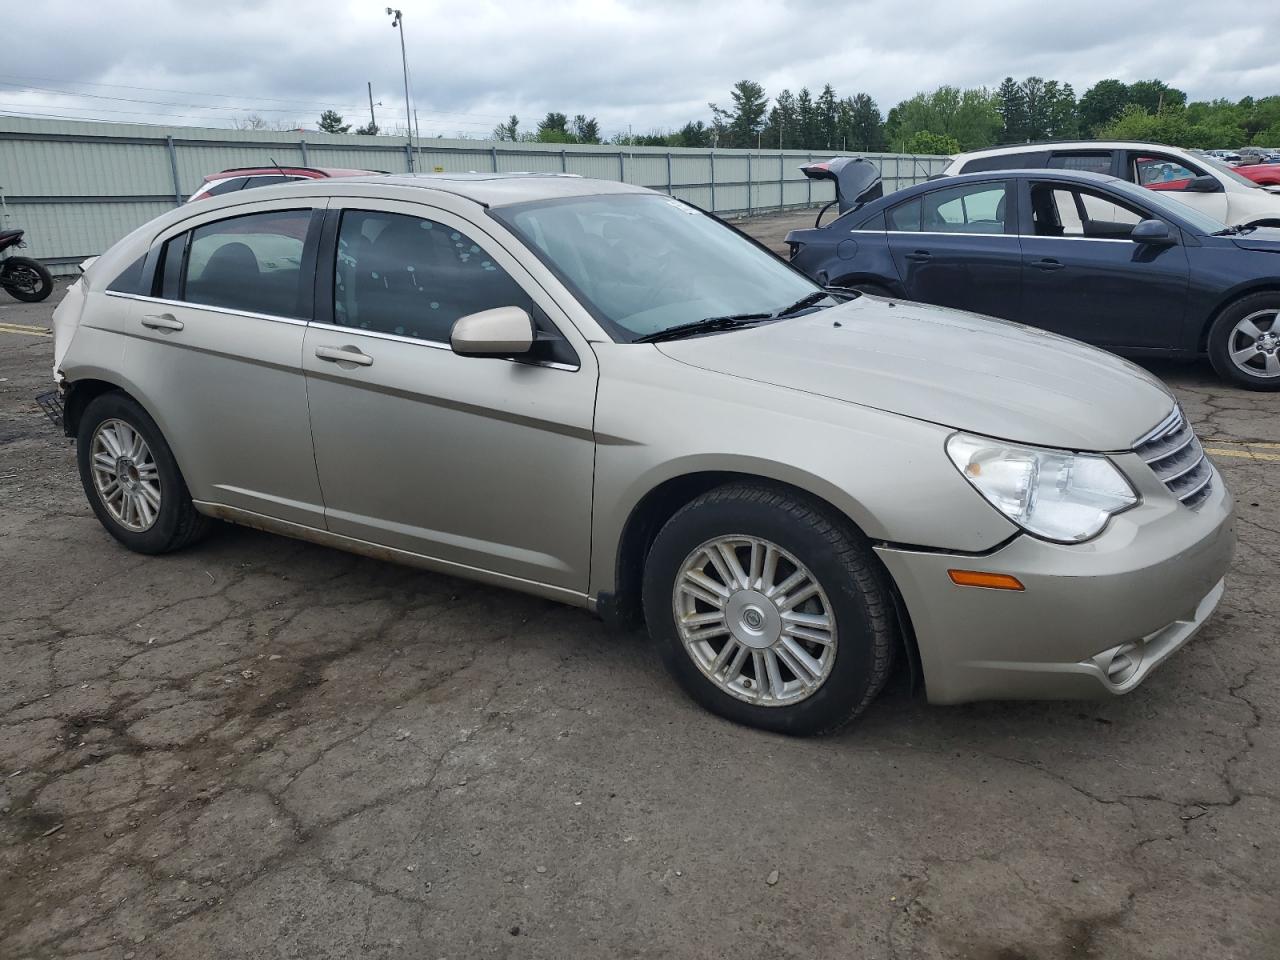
[942,141,1280,225]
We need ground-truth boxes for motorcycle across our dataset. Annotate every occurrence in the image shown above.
[0,228,54,302]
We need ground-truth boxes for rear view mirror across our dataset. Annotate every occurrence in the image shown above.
[1130,219,1175,245]
[1185,175,1222,194]
[450,306,535,358]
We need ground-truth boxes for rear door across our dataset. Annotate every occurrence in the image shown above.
[884,178,1021,318]
[112,201,327,525]
[1017,179,1191,348]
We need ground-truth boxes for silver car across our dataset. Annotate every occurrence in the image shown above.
[50,174,1235,735]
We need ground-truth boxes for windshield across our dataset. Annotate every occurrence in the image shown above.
[1107,179,1228,235]
[491,193,821,342]
[1200,155,1264,190]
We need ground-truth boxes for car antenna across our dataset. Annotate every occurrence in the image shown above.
[268,156,288,178]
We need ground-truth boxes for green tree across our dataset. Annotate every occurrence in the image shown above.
[674,120,711,148]
[887,86,1002,151]
[995,77,1027,142]
[354,121,379,136]
[1045,81,1078,138]
[318,110,351,134]
[710,80,770,148]
[571,114,601,144]
[1079,79,1130,135]
[904,130,961,154]
[795,87,818,148]
[843,93,884,151]
[492,115,520,141]
[535,112,570,142]
[763,88,797,149]
[1127,79,1187,114]
[816,84,839,149]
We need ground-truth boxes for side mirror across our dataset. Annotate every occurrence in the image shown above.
[1184,174,1222,194]
[1130,219,1175,245]
[450,306,535,358]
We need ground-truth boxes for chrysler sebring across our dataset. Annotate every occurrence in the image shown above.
[48,173,1235,734]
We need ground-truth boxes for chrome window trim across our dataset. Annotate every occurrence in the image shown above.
[881,230,1021,238]
[307,320,580,372]
[1023,235,1138,245]
[104,290,309,326]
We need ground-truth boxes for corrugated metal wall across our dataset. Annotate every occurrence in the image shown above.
[0,116,947,275]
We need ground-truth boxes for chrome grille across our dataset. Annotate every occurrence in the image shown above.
[1133,407,1213,508]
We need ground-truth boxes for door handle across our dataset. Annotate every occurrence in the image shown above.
[141,313,184,331]
[315,345,373,367]
[1033,258,1065,271]
[905,250,932,262]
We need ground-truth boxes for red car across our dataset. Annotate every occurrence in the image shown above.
[186,165,378,202]
[1234,162,1280,187]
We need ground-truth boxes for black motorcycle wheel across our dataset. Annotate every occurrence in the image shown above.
[1,256,54,302]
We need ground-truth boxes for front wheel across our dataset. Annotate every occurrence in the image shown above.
[642,483,896,736]
[76,392,210,554]
[1207,293,1280,390]
[1,256,54,302]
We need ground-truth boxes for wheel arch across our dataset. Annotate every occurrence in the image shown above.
[1198,281,1280,352]
[600,469,922,691]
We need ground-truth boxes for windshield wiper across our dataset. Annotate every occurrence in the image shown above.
[633,313,772,344]
[769,290,831,319]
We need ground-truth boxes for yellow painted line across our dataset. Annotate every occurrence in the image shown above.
[1205,447,1280,462]
[0,322,51,338]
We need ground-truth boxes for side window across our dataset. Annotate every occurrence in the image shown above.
[334,209,537,345]
[886,198,922,232]
[203,178,247,197]
[1133,155,1201,191]
[921,182,1008,233]
[1047,152,1113,175]
[106,254,148,294]
[181,209,312,318]
[959,151,1049,173]
[1030,185,1146,239]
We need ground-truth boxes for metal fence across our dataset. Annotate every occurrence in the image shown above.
[0,116,947,275]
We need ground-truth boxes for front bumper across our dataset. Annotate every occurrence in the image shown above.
[876,462,1235,704]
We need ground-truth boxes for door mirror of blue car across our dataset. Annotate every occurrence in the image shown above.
[1130,219,1175,245]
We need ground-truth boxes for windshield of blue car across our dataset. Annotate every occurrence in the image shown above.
[1106,179,1229,235]
[491,193,824,342]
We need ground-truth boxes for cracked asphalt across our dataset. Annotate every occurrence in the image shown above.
[3,217,1279,959]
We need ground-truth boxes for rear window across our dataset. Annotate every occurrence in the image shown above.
[1047,152,1113,175]
[959,151,1049,173]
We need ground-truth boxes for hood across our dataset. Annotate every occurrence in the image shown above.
[1227,188,1280,225]
[656,297,1174,451]
[1231,225,1280,253]
[799,157,883,214]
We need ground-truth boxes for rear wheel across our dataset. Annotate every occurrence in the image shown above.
[1207,293,1280,390]
[642,483,895,736]
[1,256,53,302]
[76,392,210,554]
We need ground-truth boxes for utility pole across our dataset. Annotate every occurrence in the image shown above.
[367,81,376,130]
[387,8,414,170]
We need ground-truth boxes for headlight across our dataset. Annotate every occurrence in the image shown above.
[946,433,1137,543]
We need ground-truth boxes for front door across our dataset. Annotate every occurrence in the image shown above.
[117,203,326,526]
[1018,180,1190,349]
[301,200,598,593]
[1125,150,1230,222]
[884,178,1021,319]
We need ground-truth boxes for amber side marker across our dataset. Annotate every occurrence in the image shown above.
[947,570,1025,591]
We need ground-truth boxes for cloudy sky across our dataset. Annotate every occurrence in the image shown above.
[5,0,1280,139]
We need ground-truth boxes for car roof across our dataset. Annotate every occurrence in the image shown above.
[246,171,652,208]
[203,166,374,183]
[952,141,1194,159]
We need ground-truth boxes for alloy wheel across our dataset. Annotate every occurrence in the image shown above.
[3,264,42,296]
[672,535,837,706]
[90,418,162,532]
[1228,309,1280,379]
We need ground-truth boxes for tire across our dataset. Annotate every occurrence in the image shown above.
[641,483,896,736]
[1,256,54,302]
[76,392,210,554]
[1206,292,1280,391]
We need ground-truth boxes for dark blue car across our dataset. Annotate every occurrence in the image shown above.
[785,162,1280,390]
